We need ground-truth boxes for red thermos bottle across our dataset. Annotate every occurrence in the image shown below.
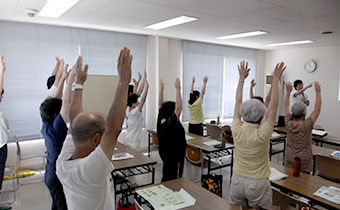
[293,156,301,177]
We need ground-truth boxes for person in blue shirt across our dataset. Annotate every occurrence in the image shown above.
[40,61,75,210]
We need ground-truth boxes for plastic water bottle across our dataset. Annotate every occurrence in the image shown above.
[221,133,226,147]
[217,114,220,125]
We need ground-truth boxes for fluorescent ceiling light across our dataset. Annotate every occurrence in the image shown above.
[145,16,198,30]
[215,31,268,40]
[38,0,80,18]
[266,40,315,47]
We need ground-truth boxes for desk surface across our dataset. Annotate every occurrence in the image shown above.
[186,133,234,153]
[271,163,340,209]
[112,142,157,170]
[140,178,239,210]
[312,145,337,157]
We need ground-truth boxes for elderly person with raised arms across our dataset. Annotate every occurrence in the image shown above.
[284,81,321,173]
[56,47,132,210]
[230,61,286,210]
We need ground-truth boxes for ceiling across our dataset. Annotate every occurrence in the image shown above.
[0,0,340,50]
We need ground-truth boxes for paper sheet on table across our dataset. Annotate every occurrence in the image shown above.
[111,152,134,160]
[136,185,195,210]
[203,140,221,147]
[269,167,288,181]
[185,135,194,141]
[330,151,340,159]
[312,129,327,137]
[314,186,340,205]
[271,132,281,138]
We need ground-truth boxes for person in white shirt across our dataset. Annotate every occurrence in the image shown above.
[126,71,148,150]
[56,47,132,210]
[291,79,312,107]
[45,57,66,99]
[0,55,10,210]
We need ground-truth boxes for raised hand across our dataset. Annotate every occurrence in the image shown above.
[160,79,164,90]
[192,76,195,83]
[61,64,69,80]
[138,72,142,81]
[238,61,250,80]
[286,82,293,94]
[273,62,286,80]
[203,76,208,83]
[75,56,88,85]
[0,56,6,73]
[117,47,132,85]
[314,81,321,92]
[307,83,313,88]
[175,78,181,90]
[56,56,62,64]
[144,70,147,79]
[251,79,256,88]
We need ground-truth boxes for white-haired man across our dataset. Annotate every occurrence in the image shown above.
[56,47,132,210]
[229,61,286,210]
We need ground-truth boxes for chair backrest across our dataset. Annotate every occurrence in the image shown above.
[152,133,159,146]
[272,187,311,210]
[315,154,340,183]
[206,124,221,139]
[186,144,201,165]
[221,125,233,144]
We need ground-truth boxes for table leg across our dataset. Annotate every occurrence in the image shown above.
[148,133,151,157]
[283,138,286,164]
[230,149,233,185]
[269,142,273,161]
[151,166,155,184]
[313,155,316,175]
[207,155,211,175]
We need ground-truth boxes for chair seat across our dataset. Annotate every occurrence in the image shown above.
[20,152,46,160]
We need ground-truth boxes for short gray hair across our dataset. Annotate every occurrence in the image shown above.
[71,112,106,143]
[240,99,267,123]
[291,102,306,120]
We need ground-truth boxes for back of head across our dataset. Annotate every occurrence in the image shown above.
[128,85,134,96]
[293,79,303,90]
[252,96,264,104]
[40,98,62,123]
[158,101,175,122]
[291,102,306,120]
[47,76,56,89]
[71,112,106,144]
[127,94,138,107]
[240,99,267,123]
[189,90,200,105]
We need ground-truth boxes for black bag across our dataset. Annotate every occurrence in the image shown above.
[201,173,223,197]
[117,182,136,210]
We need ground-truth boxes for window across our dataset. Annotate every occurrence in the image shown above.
[0,20,146,140]
[182,41,257,121]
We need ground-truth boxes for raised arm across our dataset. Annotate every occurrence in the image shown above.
[293,83,312,97]
[53,59,64,88]
[266,62,286,126]
[136,70,146,96]
[310,82,321,122]
[175,78,182,119]
[0,56,6,94]
[138,80,149,111]
[100,47,132,159]
[190,77,195,93]
[264,85,273,108]
[133,72,142,94]
[285,82,293,116]
[158,79,164,110]
[51,57,61,76]
[250,79,255,98]
[69,57,88,124]
[233,61,250,119]
[60,65,76,123]
[54,63,69,99]
[200,76,208,99]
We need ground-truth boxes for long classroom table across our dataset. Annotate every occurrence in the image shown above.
[271,162,340,209]
[111,142,157,197]
[134,178,240,210]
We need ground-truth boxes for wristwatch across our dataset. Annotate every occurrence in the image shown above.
[72,83,83,91]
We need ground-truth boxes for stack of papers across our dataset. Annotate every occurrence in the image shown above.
[314,186,340,205]
[330,151,340,159]
[112,152,134,161]
[271,132,281,138]
[312,129,327,137]
[136,184,195,210]
[185,135,194,141]
[269,167,288,181]
[203,140,221,147]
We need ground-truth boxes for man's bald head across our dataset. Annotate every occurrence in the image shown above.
[71,112,106,144]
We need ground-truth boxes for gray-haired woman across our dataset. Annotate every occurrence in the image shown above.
[284,81,321,173]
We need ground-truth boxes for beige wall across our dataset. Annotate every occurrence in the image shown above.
[261,45,340,136]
